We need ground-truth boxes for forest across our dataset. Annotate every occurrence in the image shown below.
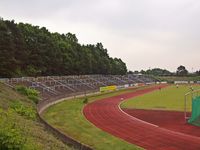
[0,18,127,78]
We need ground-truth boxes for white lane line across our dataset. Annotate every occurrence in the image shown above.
[118,101,159,128]
[118,99,200,140]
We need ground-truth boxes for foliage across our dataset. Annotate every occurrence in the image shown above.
[0,18,127,77]
[176,65,188,76]
[10,101,37,120]
[0,110,26,150]
[83,97,88,104]
[140,68,172,76]
[156,76,200,83]
[0,83,71,150]
[195,70,200,76]
[27,95,39,104]
[15,85,39,104]
[139,67,200,77]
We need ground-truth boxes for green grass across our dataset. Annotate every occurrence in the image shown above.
[0,83,71,150]
[121,85,200,112]
[42,87,145,150]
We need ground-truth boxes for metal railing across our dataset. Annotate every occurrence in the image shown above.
[2,74,157,97]
[184,88,200,122]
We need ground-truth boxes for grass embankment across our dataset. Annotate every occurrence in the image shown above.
[42,87,146,150]
[0,83,71,150]
[121,85,200,111]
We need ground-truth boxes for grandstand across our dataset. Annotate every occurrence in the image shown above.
[1,74,157,107]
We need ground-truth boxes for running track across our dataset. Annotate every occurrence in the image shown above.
[83,85,200,150]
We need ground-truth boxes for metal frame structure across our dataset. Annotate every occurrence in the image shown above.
[184,88,200,122]
[1,74,157,99]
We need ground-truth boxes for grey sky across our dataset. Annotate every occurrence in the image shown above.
[0,0,200,72]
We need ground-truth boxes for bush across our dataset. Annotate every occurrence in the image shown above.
[0,125,26,150]
[15,86,39,104]
[15,85,27,95]
[0,110,26,150]
[27,95,39,104]
[83,97,88,104]
[10,101,37,120]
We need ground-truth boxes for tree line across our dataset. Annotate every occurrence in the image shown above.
[0,18,127,78]
[133,65,200,77]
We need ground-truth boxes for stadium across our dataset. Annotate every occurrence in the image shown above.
[1,75,200,150]
[1,1,200,149]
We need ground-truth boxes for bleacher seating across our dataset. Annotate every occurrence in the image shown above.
[2,74,157,101]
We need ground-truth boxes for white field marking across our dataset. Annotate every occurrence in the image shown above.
[159,126,200,140]
[119,99,200,140]
[118,100,159,128]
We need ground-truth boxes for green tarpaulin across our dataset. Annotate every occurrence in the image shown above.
[188,96,200,126]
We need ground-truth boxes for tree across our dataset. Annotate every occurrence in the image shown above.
[139,68,172,76]
[145,68,172,76]
[127,70,134,74]
[140,70,146,74]
[0,18,128,77]
[195,70,200,76]
[0,19,17,77]
[176,65,188,76]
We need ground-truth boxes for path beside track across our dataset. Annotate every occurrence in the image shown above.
[83,85,200,150]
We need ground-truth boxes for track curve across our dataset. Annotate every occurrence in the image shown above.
[83,85,200,150]
[123,109,200,137]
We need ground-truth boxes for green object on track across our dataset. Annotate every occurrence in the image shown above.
[188,96,200,126]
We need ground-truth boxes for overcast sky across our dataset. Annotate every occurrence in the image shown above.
[0,0,200,72]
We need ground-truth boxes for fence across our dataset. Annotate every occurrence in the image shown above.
[184,89,200,123]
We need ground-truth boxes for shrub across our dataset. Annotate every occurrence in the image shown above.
[0,110,26,150]
[0,125,26,150]
[25,88,39,97]
[10,101,37,120]
[83,97,88,104]
[15,85,27,95]
[27,95,39,104]
[15,85,39,104]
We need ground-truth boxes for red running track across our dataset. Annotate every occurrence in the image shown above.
[123,109,200,138]
[83,85,200,150]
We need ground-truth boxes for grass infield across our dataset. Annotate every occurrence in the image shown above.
[121,84,200,111]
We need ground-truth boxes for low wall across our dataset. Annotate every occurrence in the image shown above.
[37,90,98,114]
[37,115,92,150]
[37,90,99,150]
